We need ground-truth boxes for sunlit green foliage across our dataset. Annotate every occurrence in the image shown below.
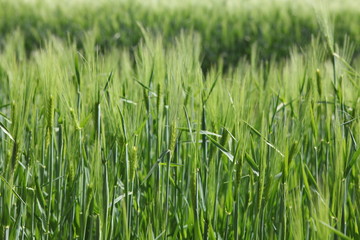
[0,0,359,239]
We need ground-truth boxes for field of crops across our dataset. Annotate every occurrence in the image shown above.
[0,0,359,239]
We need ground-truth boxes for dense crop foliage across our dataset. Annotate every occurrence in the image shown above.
[0,0,359,239]
[0,0,360,69]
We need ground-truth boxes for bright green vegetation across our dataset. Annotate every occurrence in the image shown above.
[1,0,360,69]
[0,0,360,239]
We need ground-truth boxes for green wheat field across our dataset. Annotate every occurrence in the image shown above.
[0,0,359,239]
